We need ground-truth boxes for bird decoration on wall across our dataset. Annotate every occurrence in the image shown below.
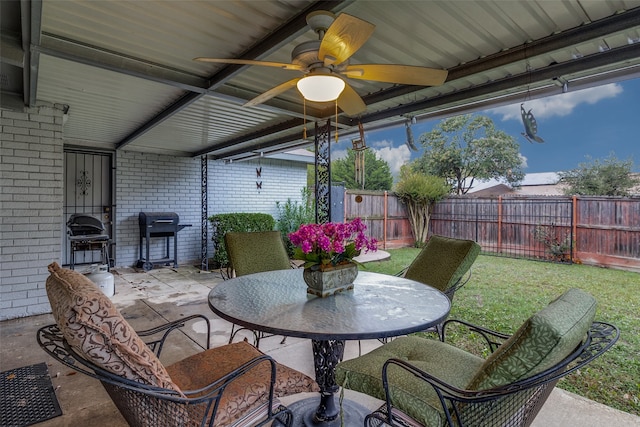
[520,103,544,143]
[256,167,262,191]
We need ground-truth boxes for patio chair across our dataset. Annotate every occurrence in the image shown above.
[400,235,481,302]
[336,288,619,427]
[224,231,292,278]
[224,231,294,347]
[388,235,481,341]
[38,262,318,427]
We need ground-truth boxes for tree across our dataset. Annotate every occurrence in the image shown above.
[413,114,525,194]
[332,148,393,191]
[394,167,451,247]
[558,154,639,196]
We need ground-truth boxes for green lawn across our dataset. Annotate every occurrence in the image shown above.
[363,248,640,416]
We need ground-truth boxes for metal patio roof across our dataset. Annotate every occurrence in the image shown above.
[2,0,640,161]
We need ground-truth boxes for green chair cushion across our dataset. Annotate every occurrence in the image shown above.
[224,231,291,277]
[467,288,597,390]
[404,235,481,294]
[336,336,484,426]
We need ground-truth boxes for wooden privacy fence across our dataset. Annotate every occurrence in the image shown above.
[343,190,640,271]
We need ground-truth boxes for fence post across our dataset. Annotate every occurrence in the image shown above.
[572,195,578,261]
[498,196,503,253]
[383,191,388,250]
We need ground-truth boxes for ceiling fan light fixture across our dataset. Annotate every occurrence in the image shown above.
[296,75,345,102]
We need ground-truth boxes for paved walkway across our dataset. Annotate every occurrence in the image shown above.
[2,264,638,426]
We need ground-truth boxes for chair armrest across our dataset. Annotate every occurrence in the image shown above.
[443,268,473,299]
[136,314,211,356]
[394,266,408,277]
[441,319,511,349]
[380,358,473,426]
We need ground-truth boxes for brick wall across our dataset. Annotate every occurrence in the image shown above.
[116,152,308,268]
[115,151,203,267]
[1,108,308,320]
[0,105,65,320]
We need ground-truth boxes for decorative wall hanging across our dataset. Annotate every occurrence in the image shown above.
[520,60,545,144]
[404,116,418,151]
[520,104,545,143]
[76,170,91,195]
[256,165,262,191]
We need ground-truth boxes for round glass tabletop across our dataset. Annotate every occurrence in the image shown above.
[208,269,451,341]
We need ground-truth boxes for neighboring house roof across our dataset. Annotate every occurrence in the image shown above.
[468,184,513,197]
[468,172,563,196]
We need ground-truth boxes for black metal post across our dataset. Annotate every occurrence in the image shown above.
[314,120,331,224]
[201,155,208,271]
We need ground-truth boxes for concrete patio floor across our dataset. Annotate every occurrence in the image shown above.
[1,264,638,427]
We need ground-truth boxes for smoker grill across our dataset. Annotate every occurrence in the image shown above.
[67,214,111,270]
[137,212,191,271]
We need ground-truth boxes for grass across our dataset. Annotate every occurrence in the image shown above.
[363,248,640,416]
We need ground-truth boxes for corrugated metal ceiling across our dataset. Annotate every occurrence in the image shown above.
[2,0,640,160]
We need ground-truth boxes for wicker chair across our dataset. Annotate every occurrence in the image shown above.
[224,231,293,346]
[38,262,318,427]
[337,288,619,427]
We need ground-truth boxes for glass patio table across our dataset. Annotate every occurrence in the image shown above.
[208,269,451,427]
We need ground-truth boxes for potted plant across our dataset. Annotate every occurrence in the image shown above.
[288,218,377,297]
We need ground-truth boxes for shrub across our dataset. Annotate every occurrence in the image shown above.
[275,188,315,256]
[208,213,275,267]
[533,224,572,262]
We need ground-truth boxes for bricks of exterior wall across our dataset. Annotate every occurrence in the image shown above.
[116,151,203,267]
[114,154,308,268]
[206,158,308,260]
[1,105,309,320]
[0,105,64,321]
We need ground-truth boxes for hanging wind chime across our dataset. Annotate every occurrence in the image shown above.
[351,122,367,189]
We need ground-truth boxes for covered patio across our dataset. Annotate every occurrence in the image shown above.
[1,265,638,427]
[2,2,640,425]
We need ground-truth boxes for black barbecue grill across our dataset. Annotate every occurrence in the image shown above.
[67,214,111,270]
[137,212,191,271]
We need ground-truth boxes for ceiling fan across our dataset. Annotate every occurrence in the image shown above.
[194,10,448,116]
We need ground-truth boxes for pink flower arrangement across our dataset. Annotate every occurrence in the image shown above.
[288,218,378,269]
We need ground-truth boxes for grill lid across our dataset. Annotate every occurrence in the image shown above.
[67,214,106,236]
[138,212,180,226]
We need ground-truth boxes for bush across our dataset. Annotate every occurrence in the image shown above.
[208,213,276,267]
[275,188,315,256]
[533,224,572,262]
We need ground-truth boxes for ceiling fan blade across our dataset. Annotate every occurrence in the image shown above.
[337,83,366,116]
[244,78,301,107]
[194,57,303,71]
[319,13,375,66]
[344,64,448,86]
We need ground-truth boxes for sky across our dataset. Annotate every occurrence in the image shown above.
[332,77,640,179]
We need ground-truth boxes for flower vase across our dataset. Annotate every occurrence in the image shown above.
[303,262,358,297]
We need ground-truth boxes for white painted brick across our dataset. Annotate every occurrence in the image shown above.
[2,111,29,120]
[31,115,55,124]
[0,307,30,320]
[2,106,309,320]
